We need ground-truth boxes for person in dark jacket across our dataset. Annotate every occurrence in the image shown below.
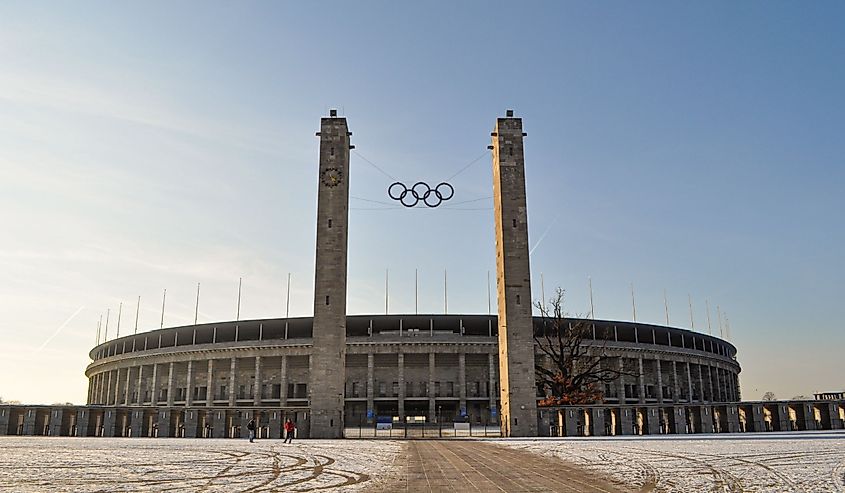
[247,418,256,443]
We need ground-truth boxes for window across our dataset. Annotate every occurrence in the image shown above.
[294,383,307,399]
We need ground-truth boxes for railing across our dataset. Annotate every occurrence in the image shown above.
[343,417,501,438]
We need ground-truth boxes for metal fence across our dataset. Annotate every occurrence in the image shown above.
[344,420,501,438]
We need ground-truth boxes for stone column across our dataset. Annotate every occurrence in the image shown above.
[113,369,121,405]
[428,353,436,422]
[725,370,732,401]
[124,367,132,405]
[730,371,737,401]
[136,365,144,404]
[89,374,96,404]
[655,358,664,404]
[671,361,680,403]
[672,406,688,434]
[637,358,646,404]
[617,357,626,402]
[366,353,374,421]
[106,370,113,405]
[707,365,714,403]
[716,367,724,402]
[228,357,237,406]
[254,356,262,406]
[206,360,214,406]
[92,374,100,404]
[458,353,467,416]
[697,364,705,402]
[726,372,734,401]
[166,362,175,407]
[280,355,288,407]
[185,361,194,407]
[488,354,497,420]
[398,353,405,420]
[150,364,159,405]
[685,363,694,403]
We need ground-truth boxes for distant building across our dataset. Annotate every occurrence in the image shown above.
[815,391,845,400]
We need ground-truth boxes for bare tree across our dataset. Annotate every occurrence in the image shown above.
[534,288,635,406]
[762,391,777,401]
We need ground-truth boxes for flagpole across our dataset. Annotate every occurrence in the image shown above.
[194,283,200,325]
[717,305,723,338]
[385,269,389,315]
[688,294,694,330]
[236,277,242,322]
[104,308,110,340]
[630,283,637,322]
[705,299,713,335]
[487,270,491,316]
[160,289,166,329]
[444,269,448,314]
[134,296,140,334]
[540,272,546,311]
[663,289,670,326]
[116,302,122,338]
[285,273,291,319]
[589,277,595,319]
[415,268,419,315]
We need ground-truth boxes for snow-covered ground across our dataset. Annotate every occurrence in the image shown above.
[0,437,403,492]
[495,431,845,492]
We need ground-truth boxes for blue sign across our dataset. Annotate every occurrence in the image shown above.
[490,407,498,417]
[366,409,375,419]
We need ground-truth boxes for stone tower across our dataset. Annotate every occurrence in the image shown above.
[491,110,538,437]
[309,110,351,438]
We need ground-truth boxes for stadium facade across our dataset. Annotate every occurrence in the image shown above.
[2,111,843,438]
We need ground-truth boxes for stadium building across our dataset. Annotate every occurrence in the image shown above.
[2,111,842,438]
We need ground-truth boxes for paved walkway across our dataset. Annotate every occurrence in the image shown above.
[370,440,627,492]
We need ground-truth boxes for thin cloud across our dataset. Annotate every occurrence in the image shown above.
[35,306,85,352]
[529,215,559,256]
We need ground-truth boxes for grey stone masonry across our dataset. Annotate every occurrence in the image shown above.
[309,112,351,438]
[491,111,538,437]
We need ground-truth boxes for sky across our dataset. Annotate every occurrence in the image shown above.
[1,1,843,404]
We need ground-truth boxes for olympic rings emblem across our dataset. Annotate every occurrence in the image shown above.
[388,181,455,208]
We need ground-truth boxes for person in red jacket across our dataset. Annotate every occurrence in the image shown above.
[283,419,295,443]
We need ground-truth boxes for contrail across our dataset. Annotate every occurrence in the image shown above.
[35,306,85,352]
[529,216,559,256]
